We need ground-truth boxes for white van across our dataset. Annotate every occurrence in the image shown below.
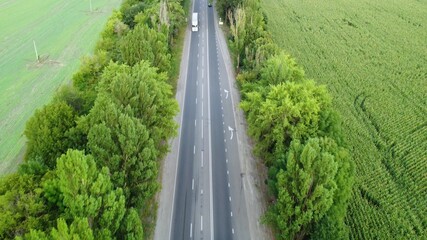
[192,12,198,32]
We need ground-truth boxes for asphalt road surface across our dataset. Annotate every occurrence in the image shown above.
[169,0,251,239]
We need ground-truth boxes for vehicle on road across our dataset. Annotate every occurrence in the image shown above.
[208,1,212,7]
[192,12,198,31]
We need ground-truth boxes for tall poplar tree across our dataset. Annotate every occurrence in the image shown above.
[267,137,353,240]
[44,150,126,239]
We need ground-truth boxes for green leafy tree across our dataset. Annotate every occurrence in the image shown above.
[24,101,77,169]
[0,173,49,239]
[241,80,332,164]
[120,208,144,239]
[228,6,246,70]
[95,10,127,60]
[18,218,94,240]
[311,139,354,239]
[80,61,177,208]
[96,61,178,156]
[260,52,305,85]
[18,156,49,176]
[16,229,47,240]
[122,2,147,29]
[53,85,86,115]
[119,23,170,72]
[50,218,94,240]
[45,150,126,238]
[165,0,185,44]
[72,51,110,112]
[243,36,280,71]
[267,138,340,240]
[134,0,185,46]
[217,0,243,20]
[83,95,159,209]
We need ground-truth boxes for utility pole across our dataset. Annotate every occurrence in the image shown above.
[33,40,39,62]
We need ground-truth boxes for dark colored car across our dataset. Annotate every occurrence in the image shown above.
[208,1,212,7]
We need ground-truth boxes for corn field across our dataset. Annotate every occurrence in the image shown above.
[262,0,427,238]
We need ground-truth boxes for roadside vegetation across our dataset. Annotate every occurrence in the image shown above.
[0,0,186,239]
[217,0,355,239]
[261,0,427,238]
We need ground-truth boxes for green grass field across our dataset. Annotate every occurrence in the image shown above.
[0,0,121,175]
[261,0,426,238]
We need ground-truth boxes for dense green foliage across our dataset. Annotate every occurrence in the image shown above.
[0,0,185,238]
[81,61,177,208]
[241,80,332,163]
[24,101,77,170]
[0,174,49,239]
[219,0,355,238]
[262,0,427,238]
[44,150,127,239]
[266,138,353,240]
[120,24,171,71]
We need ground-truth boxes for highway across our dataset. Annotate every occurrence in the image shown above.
[169,0,250,240]
[168,0,251,239]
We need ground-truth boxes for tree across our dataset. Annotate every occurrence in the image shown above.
[260,52,305,85]
[134,0,185,46]
[72,51,110,112]
[83,95,159,209]
[241,80,332,164]
[50,218,94,240]
[95,10,127,60]
[267,138,340,240]
[18,218,94,240]
[120,208,144,239]
[311,138,354,239]
[16,229,47,240]
[228,6,246,70]
[96,61,178,156]
[119,23,170,72]
[44,150,126,238]
[243,36,280,71]
[0,173,50,239]
[24,101,77,169]
[80,61,177,209]
[216,0,243,20]
[122,2,147,29]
